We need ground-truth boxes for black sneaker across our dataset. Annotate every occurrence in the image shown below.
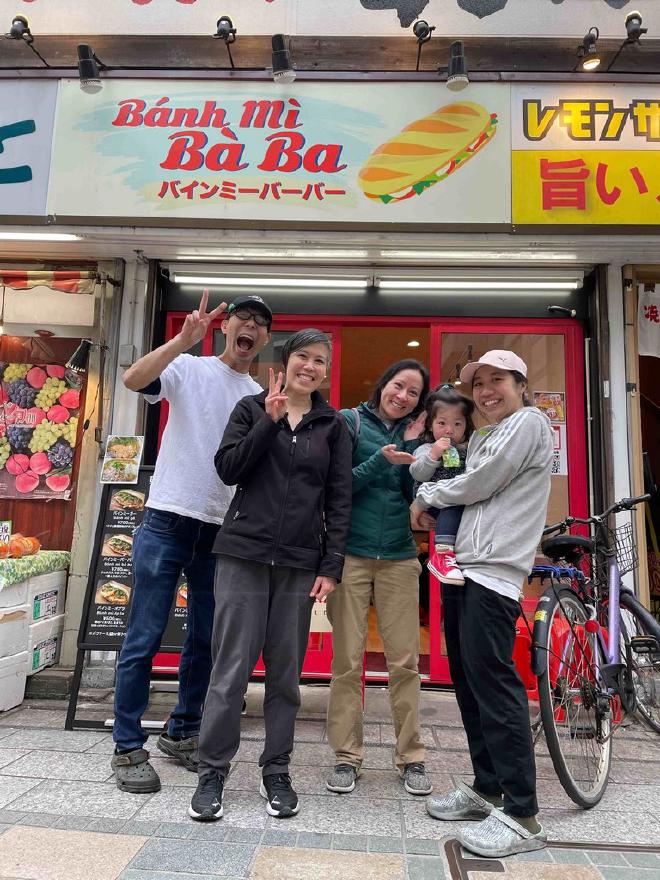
[241,698,247,716]
[259,773,299,818]
[188,770,224,821]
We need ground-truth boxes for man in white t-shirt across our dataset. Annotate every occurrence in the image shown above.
[111,291,272,794]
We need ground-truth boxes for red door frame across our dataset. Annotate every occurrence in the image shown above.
[154,312,586,685]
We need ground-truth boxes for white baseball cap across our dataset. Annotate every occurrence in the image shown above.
[459,350,528,385]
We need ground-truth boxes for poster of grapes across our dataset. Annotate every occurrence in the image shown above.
[0,363,83,501]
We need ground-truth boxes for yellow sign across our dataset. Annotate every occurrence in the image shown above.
[513,151,660,225]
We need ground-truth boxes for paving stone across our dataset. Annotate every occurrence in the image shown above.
[52,816,92,831]
[224,827,263,844]
[584,851,629,867]
[291,742,337,767]
[0,824,10,836]
[152,821,193,839]
[136,787,268,829]
[17,812,59,827]
[599,869,660,880]
[332,833,368,851]
[0,776,41,810]
[121,820,161,836]
[8,779,148,819]
[0,708,67,729]
[510,849,556,863]
[265,794,402,836]
[119,872,230,880]
[0,727,17,736]
[406,855,446,880]
[622,852,660,868]
[548,848,592,864]
[488,866,601,880]
[0,825,147,880]
[542,808,660,846]
[401,800,474,841]
[128,838,255,877]
[0,751,29,770]
[86,817,131,834]
[405,838,441,855]
[251,846,405,880]
[239,717,267,741]
[542,783,660,814]
[0,729,107,753]
[293,721,326,743]
[369,835,404,853]
[0,811,24,824]
[609,761,660,784]
[296,831,333,849]
[85,735,159,756]
[0,750,116,783]
[261,830,297,846]
[613,738,660,763]
[149,758,197,787]
[381,725,436,750]
[431,727,470,752]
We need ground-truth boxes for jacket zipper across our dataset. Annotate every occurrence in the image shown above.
[376,420,400,560]
[472,504,482,558]
[271,433,297,565]
[233,486,244,520]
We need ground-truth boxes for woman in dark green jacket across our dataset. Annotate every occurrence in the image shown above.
[326,359,431,797]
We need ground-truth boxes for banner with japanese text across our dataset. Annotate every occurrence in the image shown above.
[47,80,511,225]
[0,81,58,217]
[511,85,660,226]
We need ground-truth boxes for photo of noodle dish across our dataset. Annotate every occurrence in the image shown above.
[102,459,139,483]
[106,436,141,460]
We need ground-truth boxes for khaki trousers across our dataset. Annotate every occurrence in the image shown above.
[326,554,425,771]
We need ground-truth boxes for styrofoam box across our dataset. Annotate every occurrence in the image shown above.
[0,605,30,659]
[0,570,67,622]
[0,651,28,712]
[27,613,65,676]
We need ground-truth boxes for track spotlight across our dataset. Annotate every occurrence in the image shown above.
[578,27,601,71]
[413,19,435,71]
[624,10,647,42]
[271,33,295,84]
[77,44,106,94]
[7,14,30,41]
[445,40,469,91]
[66,339,93,374]
[213,16,236,68]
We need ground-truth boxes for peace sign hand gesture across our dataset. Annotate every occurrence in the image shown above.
[265,368,288,422]
[178,289,227,350]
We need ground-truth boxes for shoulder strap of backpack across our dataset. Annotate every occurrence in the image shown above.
[345,406,361,453]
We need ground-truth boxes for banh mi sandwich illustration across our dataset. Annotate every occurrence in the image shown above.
[358,102,497,203]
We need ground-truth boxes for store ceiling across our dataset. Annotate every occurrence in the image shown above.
[2,34,660,77]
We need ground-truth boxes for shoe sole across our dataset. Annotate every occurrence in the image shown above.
[187,803,223,822]
[426,564,464,585]
[326,780,356,793]
[259,782,300,818]
[157,738,198,773]
[405,780,433,795]
[114,777,161,794]
[458,835,547,858]
[427,806,491,821]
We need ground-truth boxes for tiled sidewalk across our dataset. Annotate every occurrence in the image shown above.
[0,686,659,879]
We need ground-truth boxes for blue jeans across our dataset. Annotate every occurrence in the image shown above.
[113,508,219,751]
[430,505,464,546]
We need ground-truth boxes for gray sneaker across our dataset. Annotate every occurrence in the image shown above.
[426,780,494,821]
[157,733,199,772]
[326,763,360,793]
[111,748,161,794]
[457,811,547,858]
[401,762,433,795]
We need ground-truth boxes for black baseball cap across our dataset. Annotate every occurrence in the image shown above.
[227,295,273,327]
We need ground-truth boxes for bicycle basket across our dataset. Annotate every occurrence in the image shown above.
[594,522,639,582]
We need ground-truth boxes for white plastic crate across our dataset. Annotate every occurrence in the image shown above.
[0,651,28,712]
[0,605,30,659]
[27,614,65,676]
[0,570,67,622]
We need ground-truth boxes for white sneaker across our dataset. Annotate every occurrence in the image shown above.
[426,780,494,821]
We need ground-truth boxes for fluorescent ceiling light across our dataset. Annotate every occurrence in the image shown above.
[0,232,83,242]
[379,280,580,291]
[174,275,369,289]
[186,249,369,260]
[381,250,578,261]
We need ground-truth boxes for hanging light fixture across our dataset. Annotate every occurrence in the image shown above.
[4,15,50,66]
[66,339,93,373]
[271,34,295,84]
[77,44,107,94]
[577,27,601,71]
[213,15,236,69]
[412,19,435,72]
[624,10,647,42]
[445,40,469,91]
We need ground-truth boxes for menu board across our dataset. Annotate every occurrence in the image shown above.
[80,466,186,651]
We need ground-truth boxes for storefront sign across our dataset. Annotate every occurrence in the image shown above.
[0,81,57,217]
[81,467,185,650]
[638,284,660,358]
[0,363,82,500]
[512,85,660,226]
[48,80,511,225]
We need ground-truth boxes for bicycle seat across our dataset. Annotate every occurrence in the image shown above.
[541,535,595,563]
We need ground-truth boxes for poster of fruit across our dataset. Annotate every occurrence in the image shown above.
[0,363,83,500]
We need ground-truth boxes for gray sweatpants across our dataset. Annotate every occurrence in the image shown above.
[198,555,315,778]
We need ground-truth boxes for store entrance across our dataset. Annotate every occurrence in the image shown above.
[157,311,586,685]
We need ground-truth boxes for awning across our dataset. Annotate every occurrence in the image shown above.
[0,270,96,294]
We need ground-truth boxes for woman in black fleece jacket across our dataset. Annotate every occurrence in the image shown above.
[191,329,352,823]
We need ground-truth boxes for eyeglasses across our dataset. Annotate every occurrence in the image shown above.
[230,308,270,327]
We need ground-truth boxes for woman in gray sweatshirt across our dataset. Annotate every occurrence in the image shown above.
[410,350,553,860]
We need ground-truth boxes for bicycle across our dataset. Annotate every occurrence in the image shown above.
[528,494,660,808]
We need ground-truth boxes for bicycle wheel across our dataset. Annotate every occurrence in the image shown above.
[537,586,612,807]
[618,593,660,734]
